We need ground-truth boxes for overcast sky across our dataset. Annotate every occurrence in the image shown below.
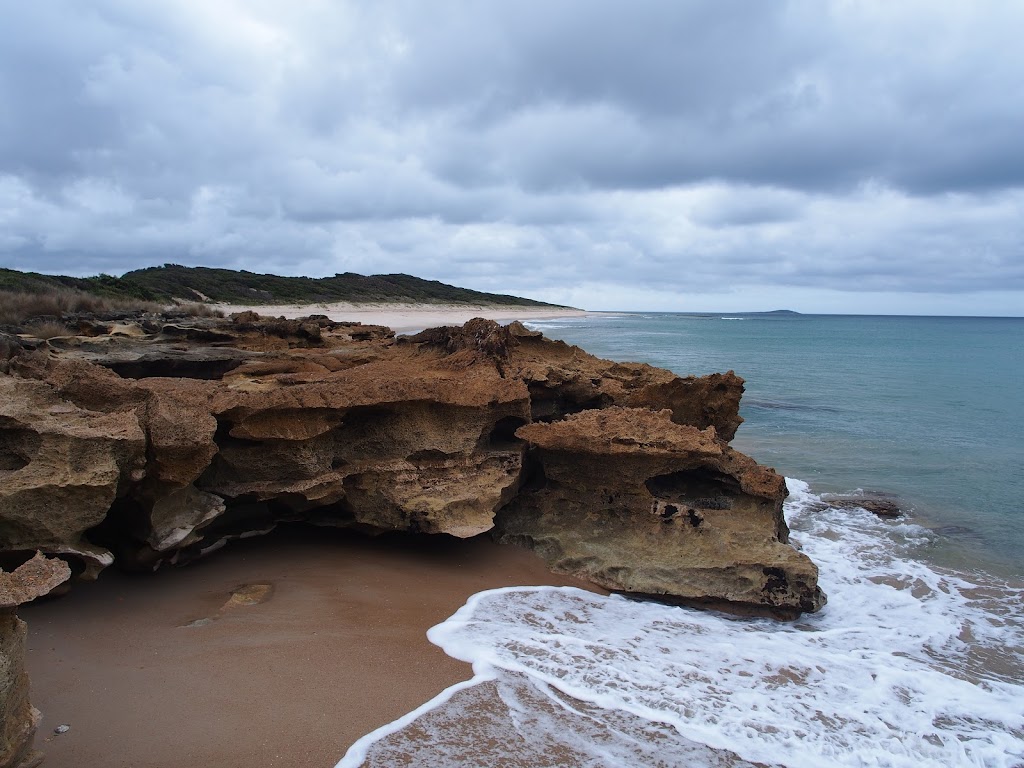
[2,1,1022,314]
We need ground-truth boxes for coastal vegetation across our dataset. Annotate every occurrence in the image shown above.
[0,286,165,328]
[0,264,564,320]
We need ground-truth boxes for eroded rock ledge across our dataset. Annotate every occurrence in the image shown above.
[0,312,823,617]
[0,554,70,768]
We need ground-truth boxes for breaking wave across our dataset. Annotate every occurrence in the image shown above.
[338,479,1024,768]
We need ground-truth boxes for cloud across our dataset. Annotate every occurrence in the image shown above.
[0,0,1022,314]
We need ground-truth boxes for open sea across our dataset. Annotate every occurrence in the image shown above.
[339,313,1024,768]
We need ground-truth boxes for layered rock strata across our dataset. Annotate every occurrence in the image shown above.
[0,312,823,617]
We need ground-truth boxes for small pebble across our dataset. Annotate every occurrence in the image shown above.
[54,724,70,735]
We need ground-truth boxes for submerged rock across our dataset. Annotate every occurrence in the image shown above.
[0,312,822,617]
[825,497,903,518]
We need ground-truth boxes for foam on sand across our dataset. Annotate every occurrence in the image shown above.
[338,479,1024,768]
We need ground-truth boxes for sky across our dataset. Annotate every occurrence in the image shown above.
[1,1,1022,315]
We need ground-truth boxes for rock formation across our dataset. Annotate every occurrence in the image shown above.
[497,407,823,617]
[0,312,823,617]
[0,554,70,768]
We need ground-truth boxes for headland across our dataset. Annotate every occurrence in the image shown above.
[0,304,823,767]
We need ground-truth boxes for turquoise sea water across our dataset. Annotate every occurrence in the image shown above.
[339,312,1024,768]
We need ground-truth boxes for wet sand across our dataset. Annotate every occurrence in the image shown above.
[215,301,591,333]
[21,527,601,768]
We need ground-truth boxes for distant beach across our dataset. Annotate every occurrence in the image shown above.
[215,301,591,334]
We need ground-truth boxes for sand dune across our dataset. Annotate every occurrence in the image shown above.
[216,301,590,333]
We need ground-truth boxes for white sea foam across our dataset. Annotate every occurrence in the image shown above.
[337,479,1024,768]
[523,322,573,330]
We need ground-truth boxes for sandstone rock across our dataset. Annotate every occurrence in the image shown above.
[0,377,146,577]
[496,407,825,617]
[222,582,274,610]
[198,361,530,540]
[0,553,71,609]
[147,486,226,551]
[0,554,71,768]
[506,333,744,439]
[0,612,39,768]
[0,312,823,617]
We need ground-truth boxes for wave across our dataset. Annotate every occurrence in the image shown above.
[337,480,1024,768]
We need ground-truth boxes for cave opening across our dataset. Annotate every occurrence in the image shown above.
[645,467,740,509]
[485,415,528,450]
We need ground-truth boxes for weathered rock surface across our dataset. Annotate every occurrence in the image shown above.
[0,374,144,577]
[0,312,823,617]
[0,554,71,768]
[496,407,825,617]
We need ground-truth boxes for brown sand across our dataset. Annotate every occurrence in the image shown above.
[20,527,602,768]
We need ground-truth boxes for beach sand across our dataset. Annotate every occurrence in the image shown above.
[21,527,602,768]
[214,301,590,334]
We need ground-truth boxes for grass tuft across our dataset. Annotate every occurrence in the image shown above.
[25,320,72,340]
[0,288,165,326]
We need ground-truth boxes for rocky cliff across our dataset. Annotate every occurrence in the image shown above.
[0,311,827,764]
[0,312,824,615]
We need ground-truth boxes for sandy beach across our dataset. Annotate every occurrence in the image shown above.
[21,528,601,768]
[215,302,590,334]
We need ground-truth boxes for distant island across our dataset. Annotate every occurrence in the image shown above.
[0,264,566,308]
[678,309,802,318]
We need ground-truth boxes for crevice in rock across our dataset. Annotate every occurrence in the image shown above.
[407,448,454,465]
[527,385,612,422]
[483,416,527,451]
[85,497,152,568]
[99,355,245,380]
[645,468,740,508]
[762,566,788,596]
[0,550,42,573]
[0,428,40,471]
[516,449,548,493]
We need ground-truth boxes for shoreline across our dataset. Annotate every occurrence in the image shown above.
[21,527,602,768]
[214,301,593,333]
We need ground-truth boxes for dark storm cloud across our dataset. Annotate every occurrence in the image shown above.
[0,0,1022,313]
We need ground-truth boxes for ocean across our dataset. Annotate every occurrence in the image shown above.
[338,313,1024,768]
